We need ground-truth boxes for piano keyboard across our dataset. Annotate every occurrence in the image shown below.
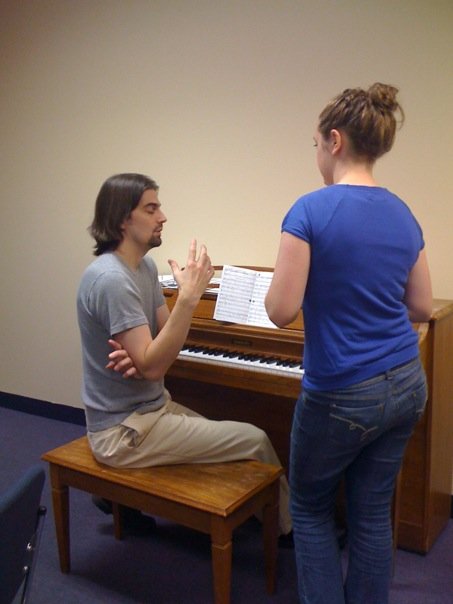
[178,345,304,379]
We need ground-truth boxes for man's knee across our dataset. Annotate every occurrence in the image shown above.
[246,425,275,458]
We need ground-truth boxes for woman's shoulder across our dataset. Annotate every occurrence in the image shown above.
[289,186,345,215]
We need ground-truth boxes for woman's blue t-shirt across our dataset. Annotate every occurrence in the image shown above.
[282,185,423,390]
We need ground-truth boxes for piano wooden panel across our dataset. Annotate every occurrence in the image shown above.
[398,300,453,552]
[164,289,453,554]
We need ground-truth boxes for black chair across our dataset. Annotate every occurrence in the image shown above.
[0,465,47,604]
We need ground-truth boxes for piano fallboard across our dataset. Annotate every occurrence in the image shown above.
[166,289,304,397]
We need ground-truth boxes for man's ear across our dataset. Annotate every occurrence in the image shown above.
[120,214,130,233]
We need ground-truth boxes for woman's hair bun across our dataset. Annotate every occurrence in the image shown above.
[368,82,399,113]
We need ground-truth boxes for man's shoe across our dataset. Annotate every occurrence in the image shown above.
[92,495,113,514]
[121,507,157,534]
[336,526,347,550]
[92,495,157,534]
[278,530,294,549]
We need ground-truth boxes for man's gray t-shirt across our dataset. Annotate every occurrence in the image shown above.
[77,252,167,431]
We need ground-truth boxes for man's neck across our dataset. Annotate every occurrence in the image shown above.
[114,242,145,271]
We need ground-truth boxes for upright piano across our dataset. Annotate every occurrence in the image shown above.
[164,286,453,554]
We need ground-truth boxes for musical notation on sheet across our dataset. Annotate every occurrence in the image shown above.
[213,265,277,328]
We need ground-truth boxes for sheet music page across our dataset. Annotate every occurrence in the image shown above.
[247,271,276,328]
[213,265,277,328]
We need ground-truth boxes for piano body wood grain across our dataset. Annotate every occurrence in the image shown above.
[164,288,453,553]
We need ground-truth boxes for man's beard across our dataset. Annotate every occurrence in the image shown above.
[148,234,162,249]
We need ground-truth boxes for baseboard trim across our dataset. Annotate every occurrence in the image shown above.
[0,391,86,426]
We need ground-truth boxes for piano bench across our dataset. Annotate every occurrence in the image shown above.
[42,436,283,604]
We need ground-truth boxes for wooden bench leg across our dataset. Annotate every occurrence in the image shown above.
[210,517,232,604]
[262,481,279,594]
[112,502,124,540]
[48,465,71,573]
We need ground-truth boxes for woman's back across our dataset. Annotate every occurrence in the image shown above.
[282,184,423,389]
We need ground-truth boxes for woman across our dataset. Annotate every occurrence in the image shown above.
[265,83,432,604]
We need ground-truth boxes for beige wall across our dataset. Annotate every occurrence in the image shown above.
[1,0,452,441]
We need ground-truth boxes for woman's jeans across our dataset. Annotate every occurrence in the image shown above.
[289,357,427,604]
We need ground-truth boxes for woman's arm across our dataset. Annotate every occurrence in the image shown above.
[404,249,433,322]
[265,232,311,327]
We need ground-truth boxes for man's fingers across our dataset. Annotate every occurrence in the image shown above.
[188,238,197,261]
[108,338,122,351]
[122,367,137,379]
[168,259,180,274]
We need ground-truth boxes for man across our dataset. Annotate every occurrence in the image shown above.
[77,173,292,539]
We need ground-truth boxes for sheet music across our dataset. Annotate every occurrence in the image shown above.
[214,265,277,328]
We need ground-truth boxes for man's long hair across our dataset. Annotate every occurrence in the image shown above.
[89,173,158,256]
